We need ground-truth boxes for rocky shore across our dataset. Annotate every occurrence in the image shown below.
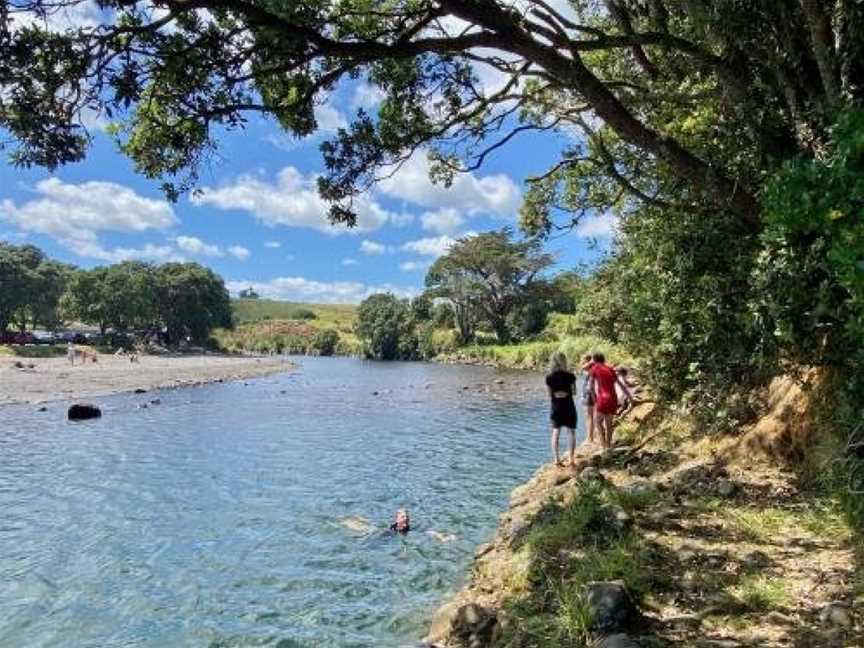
[423,385,861,647]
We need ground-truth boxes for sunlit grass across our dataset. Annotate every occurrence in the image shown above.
[729,575,792,612]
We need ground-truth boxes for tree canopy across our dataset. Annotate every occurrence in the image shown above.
[3,1,861,226]
[425,229,553,342]
[0,243,71,332]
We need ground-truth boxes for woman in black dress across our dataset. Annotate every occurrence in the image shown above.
[545,351,578,466]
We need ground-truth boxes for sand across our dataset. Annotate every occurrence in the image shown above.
[0,353,293,406]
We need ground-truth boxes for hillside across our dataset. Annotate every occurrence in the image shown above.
[231,298,356,329]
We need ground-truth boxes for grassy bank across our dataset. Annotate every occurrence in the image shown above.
[428,383,863,647]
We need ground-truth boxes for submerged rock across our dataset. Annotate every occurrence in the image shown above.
[820,601,853,628]
[67,403,101,421]
[585,580,638,633]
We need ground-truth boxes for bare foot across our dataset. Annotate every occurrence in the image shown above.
[555,459,564,467]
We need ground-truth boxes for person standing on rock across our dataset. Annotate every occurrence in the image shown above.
[580,354,596,446]
[588,353,633,449]
[545,351,578,467]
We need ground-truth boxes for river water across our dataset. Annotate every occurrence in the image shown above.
[0,357,584,647]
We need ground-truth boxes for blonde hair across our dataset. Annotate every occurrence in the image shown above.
[549,351,568,373]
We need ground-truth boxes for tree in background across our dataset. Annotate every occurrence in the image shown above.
[63,262,158,335]
[354,293,417,361]
[154,263,232,345]
[0,243,71,333]
[426,230,553,343]
[311,329,340,357]
[238,287,260,299]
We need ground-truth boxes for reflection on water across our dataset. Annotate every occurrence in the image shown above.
[0,357,581,647]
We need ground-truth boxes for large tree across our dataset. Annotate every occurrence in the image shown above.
[0,243,70,333]
[425,229,553,343]
[154,262,232,344]
[3,1,861,229]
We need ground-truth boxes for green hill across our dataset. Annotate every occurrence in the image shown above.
[231,298,356,330]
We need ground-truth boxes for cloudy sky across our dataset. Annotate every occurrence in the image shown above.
[0,8,614,304]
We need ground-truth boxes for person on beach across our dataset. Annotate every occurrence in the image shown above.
[66,341,75,365]
[580,354,596,446]
[545,351,578,467]
[587,353,634,449]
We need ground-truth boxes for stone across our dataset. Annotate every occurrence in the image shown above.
[67,403,101,421]
[597,634,641,648]
[150,398,161,405]
[36,406,47,412]
[600,505,633,532]
[741,550,771,571]
[715,479,738,498]
[578,466,605,483]
[495,378,505,385]
[585,580,638,633]
[820,602,853,628]
[695,641,741,648]
[133,388,147,394]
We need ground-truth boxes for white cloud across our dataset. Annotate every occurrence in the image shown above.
[227,245,251,261]
[264,240,281,248]
[341,258,359,266]
[420,207,465,234]
[575,212,618,239]
[175,235,222,257]
[379,153,520,217]
[401,234,458,258]
[193,167,399,234]
[399,261,429,273]
[1,177,178,260]
[226,277,417,304]
[351,83,386,110]
[360,239,388,255]
[316,102,348,133]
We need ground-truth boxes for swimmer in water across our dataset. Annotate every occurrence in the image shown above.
[389,509,410,534]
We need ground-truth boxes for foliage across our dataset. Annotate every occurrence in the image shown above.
[311,329,340,356]
[154,263,232,344]
[231,299,352,329]
[63,262,158,334]
[7,0,860,234]
[0,243,71,332]
[354,293,418,360]
[425,230,553,343]
[238,287,259,299]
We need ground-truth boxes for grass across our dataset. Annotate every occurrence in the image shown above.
[495,481,663,647]
[231,298,356,331]
[729,575,792,612]
[0,344,66,358]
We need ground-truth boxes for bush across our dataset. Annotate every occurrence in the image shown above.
[311,329,339,356]
[354,293,418,360]
[285,307,317,321]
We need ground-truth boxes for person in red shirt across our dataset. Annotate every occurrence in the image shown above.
[587,353,634,449]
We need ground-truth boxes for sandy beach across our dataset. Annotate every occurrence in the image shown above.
[0,353,293,406]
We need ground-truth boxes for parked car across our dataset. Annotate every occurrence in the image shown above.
[0,331,35,345]
[59,331,88,344]
[31,330,58,344]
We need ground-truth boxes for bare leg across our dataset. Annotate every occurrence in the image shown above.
[585,405,595,444]
[567,428,576,465]
[606,413,616,448]
[596,414,610,449]
[550,426,562,465]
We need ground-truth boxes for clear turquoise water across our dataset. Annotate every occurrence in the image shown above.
[0,358,581,647]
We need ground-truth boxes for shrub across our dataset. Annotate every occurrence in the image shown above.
[311,329,339,356]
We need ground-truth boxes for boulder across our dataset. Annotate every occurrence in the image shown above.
[820,602,853,628]
[597,634,641,648]
[36,406,47,412]
[715,479,738,498]
[68,403,101,420]
[133,388,147,394]
[585,580,638,633]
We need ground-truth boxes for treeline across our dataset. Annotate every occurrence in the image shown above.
[0,242,231,345]
[354,229,581,360]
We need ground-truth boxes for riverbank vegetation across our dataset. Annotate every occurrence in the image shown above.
[0,243,231,347]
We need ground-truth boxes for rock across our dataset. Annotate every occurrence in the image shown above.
[741,550,770,571]
[600,505,633,532]
[371,391,379,396]
[494,379,505,385]
[715,479,737,498]
[578,466,605,483]
[36,406,47,412]
[67,403,101,420]
[137,403,148,409]
[597,634,641,648]
[695,641,741,648]
[149,398,161,405]
[474,543,494,559]
[585,581,637,633]
[133,388,147,394]
[820,602,853,628]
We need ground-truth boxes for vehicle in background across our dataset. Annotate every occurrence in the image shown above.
[31,330,58,344]
[59,331,88,344]
[0,331,36,345]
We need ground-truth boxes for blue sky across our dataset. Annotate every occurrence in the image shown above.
[0,54,613,304]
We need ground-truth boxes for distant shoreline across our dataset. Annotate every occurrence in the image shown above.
[0,353,294,407]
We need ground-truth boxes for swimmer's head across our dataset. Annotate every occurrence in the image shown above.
[394,509,410,533]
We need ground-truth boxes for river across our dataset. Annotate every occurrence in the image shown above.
[0,357,585,647]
